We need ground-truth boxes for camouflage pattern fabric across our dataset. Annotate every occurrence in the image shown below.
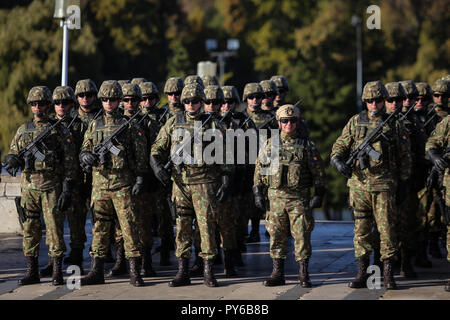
[75,79,98,96]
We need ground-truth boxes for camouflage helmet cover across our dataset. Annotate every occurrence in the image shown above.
[204,85,225,102]
[118,80,131,87]
[164,77,184,94]
[139,81,160,96]
[201,75,219,87]
[415,82,432,97]
[131,77,148,85]
[74,79,98,96]
[222,85,241,104]
[276,104,300,121]
[431,79,450,94]
[441,74,450,81]
[243,82,263,101]
[97,80,123,99]
[27,86,53,104]
[384,82,407,99]
[270,75,290,91]
[121,83,143,100]
[399,80,419,96]
[52,86,77,103]
[184,75,204,88]
[259,80,279,95]
[181,83,205,102]
[362,80,388,100]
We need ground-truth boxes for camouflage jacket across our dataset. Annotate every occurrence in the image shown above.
[331,110,411,192]
[243,107,278,130]
[81,109,148,190]
[425,115,450,188]
[76,106,103,126]
[420,103,449,137]
[9,117,77,190]
[254,131,325,199]
[151,111,232,185]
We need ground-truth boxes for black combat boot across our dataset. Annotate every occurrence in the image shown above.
[246,219,260,243]
[64,247,83,265]
[224,249,237,277]
[81,257,105,286]
[190,249,204,277]
[203,259,219,287]
[383,259,398,290]
[414,239,432,268]
[263,258,285,287]
[107,241,128,277]
[445,281,450,292]
[39,257,53,277]
[159,238,172,266]
[298,259,312,288]
[400,249,417,278]
[141,248,156,277]
[429,232,443,259]
[18,256,40,286]
[348,257,370,288]
[52,257,64,286]
[129,257,145,287]
[168,258,191,287]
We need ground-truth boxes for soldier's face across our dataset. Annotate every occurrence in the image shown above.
[101,98,119,112]
[183,98,202,113]
[276,88,287,102]
[433,92,448,106]
[77,92,96,108]
[415,95,428,110]
[247,94,262,109]
[366,99,384,114]
[141,95,158,108]
[54,100,74,117]
[278,117,297,134]
[221,100,235,113]
[30,102,49,118]
[168,92,181,104]
[123,96,139,111]
[403,95,416,108]
[204,100,221,113]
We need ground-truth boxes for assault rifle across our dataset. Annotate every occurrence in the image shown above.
[345,109,400,170]
[6,117,65,177]
[426,147,450,224]
[80,111,142,172]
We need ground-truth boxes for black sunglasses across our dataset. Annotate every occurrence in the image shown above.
[101,98,119,102]
[386,98,403,103]
[280,117,298,124]
[247,94,263,100]
[205,99,221,105]
[433,93,447,98]
[142,95,158,101]
[167,92,181,96]
[77,92,95,98]
[29,101,49,107]
[122,97,139,103]
[365,98,383,104]
[183,98,201,104]
[224,99,237,104]
[263,92,276,99]
[54,99,73,106]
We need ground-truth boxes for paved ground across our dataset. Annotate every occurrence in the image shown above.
[0,219,448,301]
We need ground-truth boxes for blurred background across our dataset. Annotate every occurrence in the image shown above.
[0,0,449,218]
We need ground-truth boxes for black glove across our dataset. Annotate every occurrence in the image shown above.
[4,154,23,175]
[309,186,326,209]
[330,156,352,179]
[79,151,97,167]
[427,149,447,172]
[150,155,171,187]
[57,180,72,211]
[132,176,145,196]
[253,185,266,211]
[426,170,439,190]
[216,175,231,203]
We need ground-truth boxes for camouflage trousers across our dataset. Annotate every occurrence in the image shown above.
[397,190,422,254]
[266,190,314,261]
[444,186,450,262]
[90,185,141,259]
[173,182,218,260]
[418,187,446,233]
[349,188,398,261]
[64,181,88,250]
[21,184,66,258]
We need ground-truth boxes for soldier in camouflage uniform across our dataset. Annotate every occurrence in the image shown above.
[139,81,175,266]
[424,83,450,292]
[161,77,185,118]
[202,75,219,87]
[259,80,279,113]
[79,80,148,287]
[4,86,77,286]
[254,104,325,287]
[414,82,434,135]
[270,75,290,110]
[150,83,232,287]
[242,83,278,243]
[331,81,412,290]
[75,79,102,124]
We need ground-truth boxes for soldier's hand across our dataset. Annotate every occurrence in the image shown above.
[216,175,231,203]
[4,154,22,174]
[426,170,438,189]
[309,186,325,209]
[150,155,171,187]
[253,185,266,211]
[79,151,97,167]
[427,149,447,172]
[330,157,352,179]
[57,180,72,211]
[132,176,145,196]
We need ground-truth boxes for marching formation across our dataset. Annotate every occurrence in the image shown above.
[1,74,449,293]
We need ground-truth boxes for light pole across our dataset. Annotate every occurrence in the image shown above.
[352,15,363,112]
[54,0,70,86]
[205,39,239,86]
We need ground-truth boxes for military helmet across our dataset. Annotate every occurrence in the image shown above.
[97,80,123,99]
[415,82,433,97]
[118,80,131,87]
[222,85,241,104]
[399,80,419,97]
[27,86,53,104]
[431,79,450,94]
[270,75,290,92]
[204,85,225,103]
[201,75,219,87]
[384,82,407,99]
[180,83,205,102]
[259,80,279,96]
[442,74,450,81]
[121,83,143,100]
[74,79,98,96]
[362,81,388,100]
[242,82,263,101]
[139,81,160,96]
[52,86,77,103]
[276,104,300,121]
[164,77,184,94]
[184,75,204,88]
[131,77,148,85]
